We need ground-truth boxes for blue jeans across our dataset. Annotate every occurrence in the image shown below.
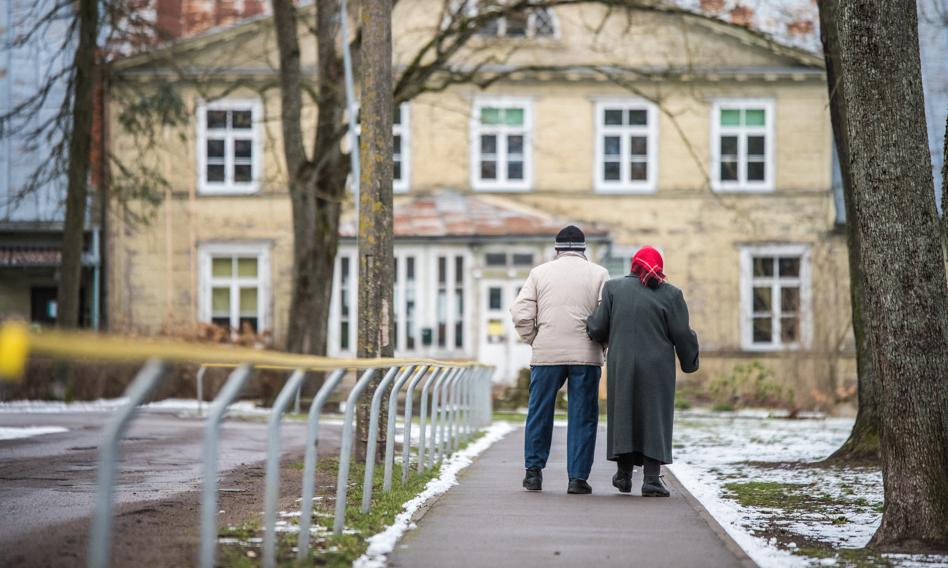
[524,365,601,480]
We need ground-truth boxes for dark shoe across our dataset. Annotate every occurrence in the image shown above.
[523,468,542,491]
[567,479,592,494]
[612,471,632,493]
[642,475,670,497]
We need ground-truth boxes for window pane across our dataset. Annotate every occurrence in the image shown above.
[239,317,258,334]
[780,316,798,342]
[237,257,257,277]
[407,257,415,280]
[747,135,765,156]
[485,252,507,266]
[753,257,774,277]
[747,161,765,181]
[629,161,647,181]
[438,256,447,283]
[604,109,623,126]
[752,287,771,312]
[340,322,349,350]
[455,256,464,284]
[480,161,497,180]
[489,287,502,310]
[479,18,500,36]
[232,110,252,129]
[234,139,252,159]
[393,105,402,125]
[239,287,258,315]
[604,136,620,156]
[512,253,534,266]
[206,164,226,182]
[206,110,227,129]
[720,135,738,156]
[629,136,647,156]
[745,109,766,126]
[233,164,252,182]
[393,134,401,154]
[720,109,741,126]
[480,134,497,154]
[212,258,232,277]
[533,8,555,36]
[781,287,800,313]
[487,318,505,343]
[207,139,225,158]
[752,316,772,343]
[506,11,528,36]
[212,287,230,314]
[720,161,738,181]
[504,108,524,126]
[393,161,402,181]
[507,135,523,155]
[628,109,647,126]
[507,161,524,180]
[604,161,620,180]
[778,257,800,277]
[480,107,501,125]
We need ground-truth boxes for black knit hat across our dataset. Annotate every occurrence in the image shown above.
[555,225,586,251]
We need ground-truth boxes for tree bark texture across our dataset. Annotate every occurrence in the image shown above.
[834,0,948,551]
[356,0,395,463]
[817,0,880,464]
[274,0,348,359]
[57,0,99,329]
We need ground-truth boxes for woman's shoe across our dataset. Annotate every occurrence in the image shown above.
[641,475,670,497]
[612,471,632,493]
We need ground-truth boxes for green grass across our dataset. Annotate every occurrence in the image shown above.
[220,432,485,567]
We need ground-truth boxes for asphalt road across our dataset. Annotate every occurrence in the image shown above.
[0,409,340,567]
[389,425,754,568]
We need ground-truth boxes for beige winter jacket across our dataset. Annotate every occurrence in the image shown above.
[510,252,610,366]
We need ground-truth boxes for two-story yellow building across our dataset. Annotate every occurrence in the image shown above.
[107,3,854,405]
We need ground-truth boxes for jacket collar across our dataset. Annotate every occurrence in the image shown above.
[555,250,588,261]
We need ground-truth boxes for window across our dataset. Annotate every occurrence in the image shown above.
[351,103,411,192]
[198,243,270,335]
[711,99,774,191]
[599,245,652,277]
[740,245,810,351]
[594,101,658,192]
[471,98,532,191]
[197,99,262,195]
[484,251,535,268]
[393,253,418,352]
[474,6,557,38]
[339,256,353,351]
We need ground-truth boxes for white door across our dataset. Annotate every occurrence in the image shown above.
[479,280,533,385]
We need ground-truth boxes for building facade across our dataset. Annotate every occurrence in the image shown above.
[107,2,857,401]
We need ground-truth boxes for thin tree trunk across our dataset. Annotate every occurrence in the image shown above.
[834,0,948,551]
[817,0,879,464]
[942,115,947,259]
[356,0,395,463]
[57,0,99,329]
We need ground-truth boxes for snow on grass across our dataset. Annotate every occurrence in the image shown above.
[0,398,128,413]
[669,411,947,567]
[0,426,68,440]
[353,421,515,568]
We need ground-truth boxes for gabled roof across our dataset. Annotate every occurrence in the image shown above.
[339,191,610,241]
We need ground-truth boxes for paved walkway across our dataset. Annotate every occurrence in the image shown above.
[390,425,753,568]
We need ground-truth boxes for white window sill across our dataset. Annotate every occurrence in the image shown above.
[198,184,261,196]
[594,184,657,194]
[712,185,775,194]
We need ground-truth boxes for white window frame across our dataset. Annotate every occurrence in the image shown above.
[594,99,659,193]
[710,98,775,192]
[739,244,811,351]
[197,241,271,333]
[196,98,264,195]
[470,97,533,192]
[456,2,560,39]
[348,102,412,193]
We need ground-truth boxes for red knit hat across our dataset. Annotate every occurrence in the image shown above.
[630,246,665,287]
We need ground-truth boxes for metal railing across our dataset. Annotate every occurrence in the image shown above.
[0,323,494,568]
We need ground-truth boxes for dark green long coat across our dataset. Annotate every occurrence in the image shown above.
[586,276,699,465]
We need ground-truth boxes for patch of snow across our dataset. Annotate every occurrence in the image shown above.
[353,422,515,568]
[0,426,69,440]
[0,398,128,413]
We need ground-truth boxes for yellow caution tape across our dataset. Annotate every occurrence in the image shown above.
[0,322,483,382]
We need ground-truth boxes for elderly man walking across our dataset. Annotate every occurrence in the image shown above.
[510,225,609,494]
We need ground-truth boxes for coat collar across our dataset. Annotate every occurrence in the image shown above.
[555,250,588,261]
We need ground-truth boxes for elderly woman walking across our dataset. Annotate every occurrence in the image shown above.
[585,246,699,497]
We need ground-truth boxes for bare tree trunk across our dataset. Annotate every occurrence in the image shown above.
[817,0,880,464]
[57,0,99,329]
[834,0,948,551]
[942,115,947,258]
[274,0,347,359]
[356,0,395,463]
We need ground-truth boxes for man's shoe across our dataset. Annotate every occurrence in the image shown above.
[641,475,670,497]
[567,479,592,494]
[612,471,632,493]
[523,468,542,491]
